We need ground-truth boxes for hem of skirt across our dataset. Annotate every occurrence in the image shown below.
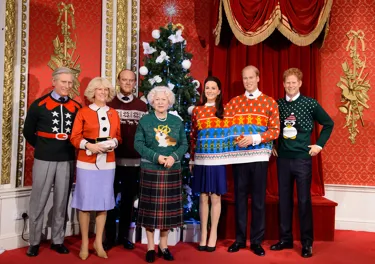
[137,223,184,230]
[194,190,227,195]
[72,205,115,211]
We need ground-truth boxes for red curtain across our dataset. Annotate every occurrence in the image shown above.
[209,10,326,198]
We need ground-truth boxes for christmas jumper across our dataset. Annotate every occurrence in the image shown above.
[277,95,334,159]
[23,92,81,161]
[223,93,280,164]
[134,112,188,171]
[70,104,122,170]
[108,93,148,166]
[190,105,227,165]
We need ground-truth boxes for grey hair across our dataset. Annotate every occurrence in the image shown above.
[147,86,175,108]
[84,77,116,103]
[52,67,74,80]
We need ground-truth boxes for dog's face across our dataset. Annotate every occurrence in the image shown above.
[154,128,167,139]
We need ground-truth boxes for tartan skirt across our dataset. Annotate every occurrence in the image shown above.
[137,168,183,230]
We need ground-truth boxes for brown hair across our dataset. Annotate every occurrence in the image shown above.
[283,68,303,81]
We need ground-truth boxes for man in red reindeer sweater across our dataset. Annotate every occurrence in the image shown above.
[104,69,148,250]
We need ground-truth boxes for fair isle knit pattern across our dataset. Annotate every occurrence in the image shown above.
[192,93,280,165]
[190,105,226,165]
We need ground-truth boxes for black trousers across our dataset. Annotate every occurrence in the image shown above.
[277,158,313,246]
[233,162,268,244]
[105,166,140,243]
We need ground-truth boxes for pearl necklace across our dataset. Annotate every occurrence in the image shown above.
[155,113,167,121]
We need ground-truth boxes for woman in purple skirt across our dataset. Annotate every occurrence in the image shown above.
[189,76,227,252]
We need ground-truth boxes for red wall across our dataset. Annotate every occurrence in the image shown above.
[24,0,102,185]
[139,0,211,87]
[320,0,375,186]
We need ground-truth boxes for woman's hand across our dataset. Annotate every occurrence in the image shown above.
[158,155,167,165]
[164,156,175,168]
[86,143,107,154]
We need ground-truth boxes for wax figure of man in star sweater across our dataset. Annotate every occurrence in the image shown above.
[226,65,280,257]
[104,69,148,251]
[23,67,81,257]
[270,67,334,258]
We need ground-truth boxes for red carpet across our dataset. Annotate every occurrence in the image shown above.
[1,230,374,264]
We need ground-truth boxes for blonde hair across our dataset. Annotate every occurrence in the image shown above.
[84,77,116,103]
[147,86,175,108]
[283,68,303,81]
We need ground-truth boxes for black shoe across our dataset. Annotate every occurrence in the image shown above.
[146,250,156,263]
[250,244,265,256]
[206,246,216,252]
[26,245,39,257]
[50,243,69,254]
[301,246,313,258]
[270,241,294,251]
[123,239,135,250]
[228,242,246,253]
[158,246,174,261]
[197,245,207,251]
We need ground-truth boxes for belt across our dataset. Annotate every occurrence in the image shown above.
[36,131,70,140]
[84,137,111,143]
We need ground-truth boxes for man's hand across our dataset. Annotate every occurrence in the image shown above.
[237,136,253,148]
[308,145,322,156]
[189,164,194,172]
[272,146,278,157]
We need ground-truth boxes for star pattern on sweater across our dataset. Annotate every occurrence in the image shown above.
[52,111,59,117]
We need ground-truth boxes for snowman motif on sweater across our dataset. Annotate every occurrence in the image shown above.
[283,113,297,139]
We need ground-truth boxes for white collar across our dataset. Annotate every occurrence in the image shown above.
[89,103,109,111]
[245,89,262,99]
[286,93,300,102]
[117,92,134,103]
[205,102,215,106]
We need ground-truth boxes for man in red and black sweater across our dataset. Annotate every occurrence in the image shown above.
[104,69,148,250]
[23,67,81,257]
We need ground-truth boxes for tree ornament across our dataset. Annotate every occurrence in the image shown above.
[182,60,191,69]
[152,29,160,39]
[139,66,149,76]
[188,105,195,115]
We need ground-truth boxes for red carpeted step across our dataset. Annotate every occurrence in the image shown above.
[218,195,338,241]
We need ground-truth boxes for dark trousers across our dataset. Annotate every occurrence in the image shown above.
[105,166,140,243]
[233,162,268,244]
[277,158,313,246]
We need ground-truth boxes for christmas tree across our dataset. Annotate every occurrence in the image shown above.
[138,23,200,221]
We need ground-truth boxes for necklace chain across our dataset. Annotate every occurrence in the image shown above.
[156,113,167,121]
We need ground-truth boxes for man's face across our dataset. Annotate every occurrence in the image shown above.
[118,70,135,95]
[283,74,302,98]
[52,73,73,97]
[242,68,259,93]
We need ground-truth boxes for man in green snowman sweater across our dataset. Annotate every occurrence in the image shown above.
[270,68,334,258]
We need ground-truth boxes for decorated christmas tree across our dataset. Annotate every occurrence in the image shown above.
[138,23,200,221]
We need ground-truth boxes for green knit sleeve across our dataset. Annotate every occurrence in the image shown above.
[312,102,334,148]
[134,118,160,164]
[172,121,188,161]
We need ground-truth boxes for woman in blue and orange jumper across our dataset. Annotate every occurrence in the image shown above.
[189,76,227,252]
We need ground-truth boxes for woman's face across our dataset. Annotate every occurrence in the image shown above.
[94,86,109,104]
[205,81,220,103]
[153,91,169,114]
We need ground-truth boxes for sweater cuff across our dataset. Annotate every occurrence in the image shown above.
[152,153,160,164]
[80,139,88,150]
[251,134,261,146]
[172,152,179,161]
[112,138,119,148]
[316,145,322,150]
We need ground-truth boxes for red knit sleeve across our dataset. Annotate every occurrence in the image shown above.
[70,108,85,149]
[260,97,280,143]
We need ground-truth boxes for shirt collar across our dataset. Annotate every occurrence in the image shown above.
[286,93,300,102]
[51,90,69,101]
[205,102,215,106]
[89,103,109,112]
[245,89,262,99]
[117,92,134,103]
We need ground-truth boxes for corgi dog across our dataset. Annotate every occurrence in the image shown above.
[154,125,177,147]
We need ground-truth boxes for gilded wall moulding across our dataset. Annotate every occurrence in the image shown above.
[1,0,16,185]
[48,2,81,98]
[337,30,371,144]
